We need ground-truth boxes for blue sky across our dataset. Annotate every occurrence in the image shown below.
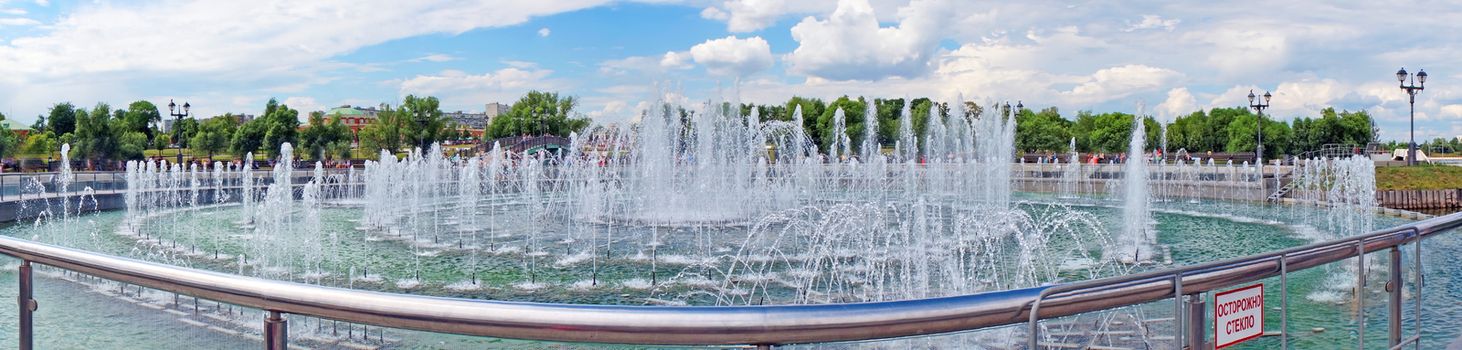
[1,0,1460,143]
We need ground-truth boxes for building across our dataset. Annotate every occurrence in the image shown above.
[191,112,254,128]
[444,110,489,129]
[443,102,508,130]
[485,102,508,126]
[325,106,378,131]
[323,103,503,143]
[226,113,257,125]
[324,105,381,145]
[1,119,29,138]
[165,113,255,133]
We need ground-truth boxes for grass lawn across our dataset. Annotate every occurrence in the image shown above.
[1376,165,1462,191]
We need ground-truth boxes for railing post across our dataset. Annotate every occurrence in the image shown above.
[1356,239,1366,349]
[264,310,287,350]
[1388,246,1402,347]
[1415,230,1424,350]
[1174,273,1184,349]
[18,260,35,350]
[1279,255,1289,350]
[1185,293,1206,350]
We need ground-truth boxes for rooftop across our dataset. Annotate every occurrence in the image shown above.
[325,106,367,116]
[1,119,28,131]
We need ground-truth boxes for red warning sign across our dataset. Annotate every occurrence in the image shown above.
[1214,283,1264,349]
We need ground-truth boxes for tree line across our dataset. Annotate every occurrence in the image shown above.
[0,93,1394,166]
[0,89,594,166]
[734,96,1380,158]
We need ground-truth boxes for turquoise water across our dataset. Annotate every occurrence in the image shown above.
[0,198,1450,349]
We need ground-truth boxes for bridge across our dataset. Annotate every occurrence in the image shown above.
[486,135,572,155]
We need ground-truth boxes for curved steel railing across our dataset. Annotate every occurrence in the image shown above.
[2,212,1460,349]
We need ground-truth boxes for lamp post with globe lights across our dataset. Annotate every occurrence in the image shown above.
[167,100,190,165]
[1247,90,1271,166]
[1396,68,1426,166]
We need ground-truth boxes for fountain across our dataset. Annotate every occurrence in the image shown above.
[1117,115,1154,264]
[0,95,1408,349]
[1059,137,1081,198]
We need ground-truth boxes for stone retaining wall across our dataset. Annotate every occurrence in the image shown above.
[1377,189,1462,210]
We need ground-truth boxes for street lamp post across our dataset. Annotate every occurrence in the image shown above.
[167,100,190,165]
[1247,90,1271,166]
[1396,68,1427,166]
[1002,101,1023,118]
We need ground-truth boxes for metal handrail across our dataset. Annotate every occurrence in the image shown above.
[3,211,1460,348]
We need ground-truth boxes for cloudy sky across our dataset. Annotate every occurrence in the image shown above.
[0,0,1458,141]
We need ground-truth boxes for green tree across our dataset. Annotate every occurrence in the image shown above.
[0,113,17,160]
[190,116,236,161]
[56,133,76,153]
[1225,114,1260,154]
[230,118,268,159]
[252,98,301,158]
[121,100,162,139]
[784,96,827,149]
[1336,109,1374,146]
[909,98,942,153]
[742,103,789,122]
[118,132,149,160]
[300,112,352,160]
[151,134,171,152]
[401,95,445,150]
[873,98,905,147]
[29,116,47,134]
[46,102,78,136]
[1287,108,1374,155]
[1015,107,1073,152]
[818,96,868,155]
[70,103,121,164]
[23,131,57,155]
[359,106,404,154]
[1072,111,1150,153]
[172,117,200,149]
[487,91,590,139]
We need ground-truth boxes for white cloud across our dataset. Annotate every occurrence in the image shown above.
[502,60,538,69]
[598,55,661,76]
[586,100,629,120]
[397,67,559,110]
[1183,27,1288,78]
[699,0,909,33]
[1123,15,1179,32]
[1204,85,1263,111]
[0,8,26,15]
[4,0,1461,144]
[1440,105,1462,119]
[1155,87,1198,119]
[699,6,729,21]
[701,0,803,33]
[409,54,459,63]
[283,96,322,114]
[1060,65,1182,104]
[0,0,607,119]
[0,1,606,78]
[538,27,551,37]
[0,17,38,26]
[1271,79,1351,116]
[660,51,693,70]
[784,0,950,81]
[688,35,772,76]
